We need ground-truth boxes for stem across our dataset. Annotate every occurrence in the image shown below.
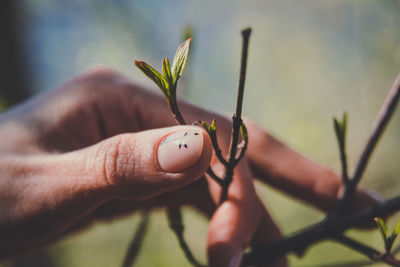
[168,98,186,125]
[209,128,229,167]
[207,167,224,186]
[219,28,252,203]
[166,97,204,266]
[121,211,150,267]
[167,206,205,267]
[235,28,251,119]
[341,73,400,203]
[333,235,400,266]
[242,195,400,265]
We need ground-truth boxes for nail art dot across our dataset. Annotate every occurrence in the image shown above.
[194,132,199,135]
[184,144,188,149]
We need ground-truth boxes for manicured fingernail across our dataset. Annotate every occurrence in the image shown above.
[229,249,244,267]
[157,128,204,172]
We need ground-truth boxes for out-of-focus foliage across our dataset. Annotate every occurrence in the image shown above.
[2,1,400,266]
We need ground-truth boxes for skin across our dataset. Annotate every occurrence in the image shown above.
[0,67,382,266]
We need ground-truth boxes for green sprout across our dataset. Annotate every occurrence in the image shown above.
[135,38,191,102]
[375,217,400,254]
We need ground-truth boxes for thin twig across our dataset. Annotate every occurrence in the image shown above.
[168,99,186,125]
[219,28,252,203]
[243,71,400,266]
[121,211,150,267]
[333,114,349,184]
[242,195,400,266]
[209,127,229,167]
[340,73,400,206]
[167,206,205,267]
[206,167,224,186]
[333,235,400,266]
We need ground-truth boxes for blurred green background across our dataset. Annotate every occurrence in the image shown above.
[1,0,400,266]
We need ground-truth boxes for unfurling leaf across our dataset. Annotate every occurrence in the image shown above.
[171,38,192,87]
[392,221,400,237]
[333,112,348,142]
[240,123,248,142]
[200,121,210,134]
[210,119,216,132]
[375,217,389,239]
[162,58,173,90]
[375,217,390,251]
[134,60,170,98]
[386,220,400,253]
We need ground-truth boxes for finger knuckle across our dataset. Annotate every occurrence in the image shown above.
[97,135,135,187]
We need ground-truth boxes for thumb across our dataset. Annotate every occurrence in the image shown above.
[3,126,211,247]
[41,125,212,202]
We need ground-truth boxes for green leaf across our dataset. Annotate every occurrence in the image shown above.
[392,221,400,237]
[375,217,389,249]
[240,123,248,142]
[333,112,348,142]
[162,58,173,89]
[134,60,169,98]
[210,119,216,132]
[200,121,210,134]
[171,38,192,87]
[387,221,400,252]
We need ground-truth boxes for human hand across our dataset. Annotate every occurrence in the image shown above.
[0,68,381,266]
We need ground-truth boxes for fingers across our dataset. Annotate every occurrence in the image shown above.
[206,162,286,267]
[244,120,383,213]
[52,125,212,200]
[69,68,382,215]
[1,126,211,245]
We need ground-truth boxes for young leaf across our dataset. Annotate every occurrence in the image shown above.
[200,121,210,134]
[375,217,389,250]
[210,119,216,132]
[392,221,400,238]
[162,58,173,89]
[171,38,192,86]
[240,123,248,142]
[134,60,170,98]
[387,220,400,252]
[333,112,348,142]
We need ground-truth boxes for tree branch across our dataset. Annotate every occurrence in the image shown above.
[219,28,252,203]
[339,72,400,209]
[333,235,400,266]
[242,195,400,266]
[121,211,150,267]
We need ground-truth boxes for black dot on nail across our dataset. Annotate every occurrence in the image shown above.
[194,133,199,135]
[184,144,188,149]
[184,132,188,136]
[178,144,182,149]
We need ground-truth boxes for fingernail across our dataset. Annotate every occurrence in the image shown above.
[229,249,244,267]
[157,128,204,172]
